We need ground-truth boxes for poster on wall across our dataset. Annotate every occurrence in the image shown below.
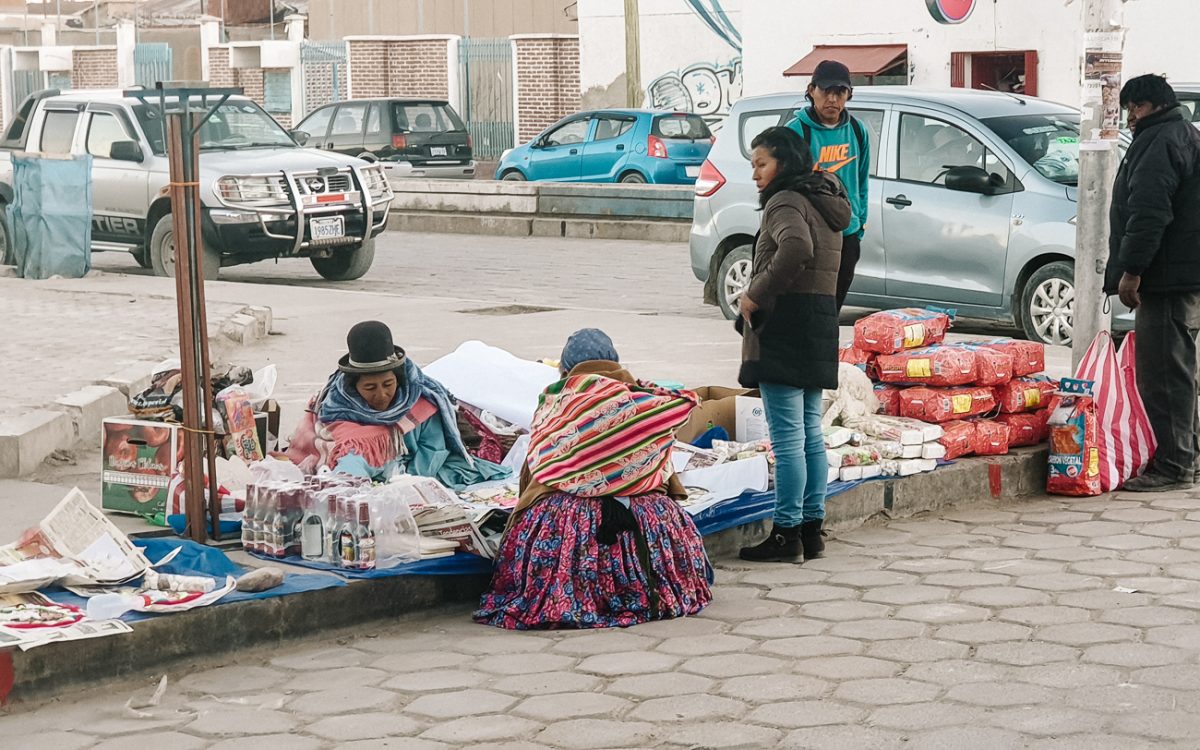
[927,0,976,25]
[1084,32,1123,140]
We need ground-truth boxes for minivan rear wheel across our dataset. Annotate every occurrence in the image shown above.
[717,244,754,321]
[1020,260,1075,347]
[501,170,526,181]
[619,172,646,184]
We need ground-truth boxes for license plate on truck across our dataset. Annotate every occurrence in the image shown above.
[310,216,345,240]
[431,146,448,156]
[685,165,700,178]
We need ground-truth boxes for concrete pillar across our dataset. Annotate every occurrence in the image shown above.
[199,14,221,82]
[285,14,306,43]
[116,19,135,88]
[41,21,57,48]
[445,36,462,114]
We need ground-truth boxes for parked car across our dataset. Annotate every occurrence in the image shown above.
[1174,84,1200,127]
[296,98,476,181]
[496,109,713,184]
[0,88,392,280]
[690,87,1135,346]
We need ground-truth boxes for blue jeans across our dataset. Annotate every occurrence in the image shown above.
[759,382,826,527]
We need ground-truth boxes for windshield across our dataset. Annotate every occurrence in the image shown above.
[983,113,1086,185]
[392,102,465,133]
[652,113,712,140]
[133,100,295,155]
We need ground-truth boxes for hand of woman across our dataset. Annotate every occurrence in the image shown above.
[740,296,760,322]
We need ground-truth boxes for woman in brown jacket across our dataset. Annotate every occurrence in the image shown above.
[737,126,852,563]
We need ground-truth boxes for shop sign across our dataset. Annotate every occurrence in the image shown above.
[927,0,976,24]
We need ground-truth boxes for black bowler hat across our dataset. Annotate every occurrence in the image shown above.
[338,321,407,375]
[812,60,853,91]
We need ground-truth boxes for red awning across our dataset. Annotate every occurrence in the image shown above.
[783,44,909,78]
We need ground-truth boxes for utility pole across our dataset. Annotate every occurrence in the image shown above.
[623,0,641,107]
[1072,0,1124,367]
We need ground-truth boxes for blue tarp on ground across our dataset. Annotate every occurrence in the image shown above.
[9,153,92,279]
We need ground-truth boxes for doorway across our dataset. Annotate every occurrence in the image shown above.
[951,51,1039,97]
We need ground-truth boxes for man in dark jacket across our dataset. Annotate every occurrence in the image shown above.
[1104,75,1200,491]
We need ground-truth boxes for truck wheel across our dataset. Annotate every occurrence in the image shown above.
[150,214,220,281]
[133,246,153,269]
[1020,260,1075,346]
[311,239,375,281]
[500,170,526,182]
[716,244,754,321]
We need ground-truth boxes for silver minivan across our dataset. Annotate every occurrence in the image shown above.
[690,87,1134,346]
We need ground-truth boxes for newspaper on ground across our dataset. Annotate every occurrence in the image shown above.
[0,591,133,651]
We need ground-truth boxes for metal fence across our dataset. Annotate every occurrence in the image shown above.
[134,43,173,89]
[459,38,514,159]
[300,41,348,117]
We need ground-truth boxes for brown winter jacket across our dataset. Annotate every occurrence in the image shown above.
[738,172,852,391]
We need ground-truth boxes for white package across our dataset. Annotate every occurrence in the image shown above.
[922,443,947,460]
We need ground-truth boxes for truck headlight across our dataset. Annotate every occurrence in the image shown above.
[216,176,288,206]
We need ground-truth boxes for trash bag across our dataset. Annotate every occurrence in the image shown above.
[9,153,92,279]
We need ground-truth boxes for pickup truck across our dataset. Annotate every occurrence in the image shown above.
[0,89,394,280]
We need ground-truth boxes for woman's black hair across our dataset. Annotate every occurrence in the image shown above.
[345,367,406,391]
[1120,74,1177,110]
[750,126,824,207]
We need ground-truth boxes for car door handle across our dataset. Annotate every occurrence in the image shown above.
[616,144,625,151]
[569,148,579,155]
[886,195,913,208]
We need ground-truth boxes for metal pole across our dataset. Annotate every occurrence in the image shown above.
[418,0,425,33]
[1071,0,1123,367]
[94,0,99,46]
[623,0,642,107]
[56,0,61,37]
[221,0,227,42]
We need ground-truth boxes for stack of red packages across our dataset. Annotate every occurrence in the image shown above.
[945,343,1014,386]
[996,377,1058,413]
[874,384,902,416]
[938,420,976,459]
[997,409,1052,447]
[979,338,1045,377]
[839,344,873,368]
[854,308,953,354]
[876,345,976,387]
[973,420,1011,455]
[900,386,997,423]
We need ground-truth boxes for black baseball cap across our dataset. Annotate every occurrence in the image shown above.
[812,60,853,91]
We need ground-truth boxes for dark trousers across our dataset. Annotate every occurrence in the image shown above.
[1135,291,1200,480]
[837,233,861,311]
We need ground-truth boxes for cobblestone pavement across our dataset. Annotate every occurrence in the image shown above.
[10,490,1200,748]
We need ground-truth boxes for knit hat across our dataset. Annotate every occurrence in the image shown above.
[338,320,406,375]
[560,328,619,373]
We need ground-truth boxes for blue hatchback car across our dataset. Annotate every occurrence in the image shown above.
[496,109,713,184]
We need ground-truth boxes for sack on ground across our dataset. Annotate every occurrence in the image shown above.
[899,386,997,423]
[972,419,1010,456]
[978,338,1045,377]
[997,409,1051,447]
[938,420,976,460]
[995,377,1058,413]
[1047,379,1102,496]
[853,308,953,354]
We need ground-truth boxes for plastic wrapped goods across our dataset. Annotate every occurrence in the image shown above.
[995,377,1058,413]
[997,409,1051,447]
[830,444,883,468]
[849,414,944,445]
[876,345,976,387]
[979,338,1045,377]
[938,420,976,460]
[900,386,997,424]
[973,420,1011,456]
[1047,380,1102,496]
[874,384,902,416]
[838,344,876,375]
[947,343,1015,386]
[853,308,953,354]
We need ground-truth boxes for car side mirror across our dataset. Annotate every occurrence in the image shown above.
[945,165,1003,195]
[531,138,546,149]
[109,140,144,163]
[290,129,310,146]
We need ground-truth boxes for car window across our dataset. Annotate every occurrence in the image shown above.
[544,119,590,147]
[86,112,131,158]
[40,110,79,154]
[848,108,884,176]
[979,112,1122,186]
[593,117,635,142]
[739,110,788,157]
[331,104,366,137]
[299,106,334,139]
[392,102,465,133]
[898,113,1011,186]
[653,114,712,140]
[366,103,385,135]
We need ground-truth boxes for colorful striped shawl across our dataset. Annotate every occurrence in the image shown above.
[527,373,699,497]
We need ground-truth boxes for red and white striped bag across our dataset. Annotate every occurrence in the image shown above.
[1074,331,1156,491]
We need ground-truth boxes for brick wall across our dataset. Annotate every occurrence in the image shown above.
[71,48,119,89]
[348,38,452,101]
[513,36,580,144]
[208,47,235,87]
[348,40,388,99]
[302,61,349,116]
[207,47,292,128]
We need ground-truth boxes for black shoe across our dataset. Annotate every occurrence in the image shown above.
[740,525,802,563]
[1123,471,1194,493]
[800,519,825,560]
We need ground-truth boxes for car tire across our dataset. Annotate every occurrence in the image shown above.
[133,246,153,269]
[357,152,378,163]
[500,170,526,181]
[1020,260,1075,346]
[149,214,220,281]
[619,172,646,184]
[311,238,375,281]
[716,244,754,321]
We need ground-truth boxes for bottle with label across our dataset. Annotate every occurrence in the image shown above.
[324,494,340,563]
[339,499,358,568]
[267,488,288,558]
[300,489,325,560]
[356,501,376,570]
[285,488,305,557]
[241,483,258,552]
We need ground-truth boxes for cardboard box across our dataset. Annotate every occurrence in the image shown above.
[101,418,183,517]
[255,399,281,454]
[677,386,762,444]
[736,396,769,443]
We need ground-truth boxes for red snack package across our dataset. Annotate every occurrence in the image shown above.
[874,384,902,416]
[839,344,872,368]
[876,345,976,387]
[995,377,1058,413]
[973,419,1011,455]
[997,409,1051,447]
[979,338,1045,377]
[1047,380,1102,496]
[853,308,953,354]
[938,420,976,459]
[899,386,998,423]
[946,343,1014,386]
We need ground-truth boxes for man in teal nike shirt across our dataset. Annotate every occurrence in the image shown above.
[786,60,870,310]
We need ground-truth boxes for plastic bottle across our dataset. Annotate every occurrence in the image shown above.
[300,488,325,560]
[356,501,376,570]
[339,499,358,568]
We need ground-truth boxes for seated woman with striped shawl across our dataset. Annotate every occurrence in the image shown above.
[287,321,508,490]
[474,329,712,630]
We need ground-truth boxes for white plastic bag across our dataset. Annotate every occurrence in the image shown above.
[367,482,422,566]
[249,456,304,485]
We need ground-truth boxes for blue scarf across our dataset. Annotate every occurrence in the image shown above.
[317,358,470,460]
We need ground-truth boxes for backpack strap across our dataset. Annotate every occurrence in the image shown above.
[850,116,866,155]
[800,122,813,146]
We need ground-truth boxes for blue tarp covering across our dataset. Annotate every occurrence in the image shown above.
[9,153,92,279]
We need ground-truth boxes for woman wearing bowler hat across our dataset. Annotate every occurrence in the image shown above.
[287,321,507,488]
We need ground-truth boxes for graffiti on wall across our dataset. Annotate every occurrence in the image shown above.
[684,0,742,53]
[648,58,743,120]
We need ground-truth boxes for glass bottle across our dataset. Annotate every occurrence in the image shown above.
[339,499,358,569]
[356,501,376,570]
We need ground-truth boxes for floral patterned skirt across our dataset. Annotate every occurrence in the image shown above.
[474,492,712,630]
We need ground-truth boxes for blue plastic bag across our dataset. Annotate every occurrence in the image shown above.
[10,153,92,279]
